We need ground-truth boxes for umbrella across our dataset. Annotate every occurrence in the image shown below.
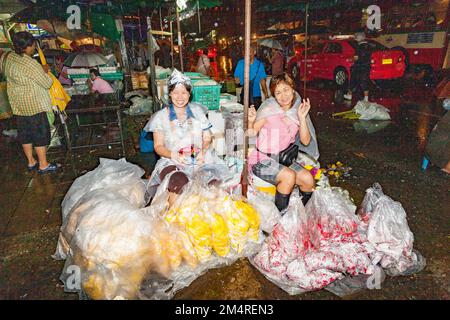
[258,38,283,50]
[63,52,108,68]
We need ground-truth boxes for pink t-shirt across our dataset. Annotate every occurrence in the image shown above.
[92,77,114,94]
[248,114,298,169]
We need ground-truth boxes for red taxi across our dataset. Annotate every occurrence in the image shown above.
[287,38,406,86]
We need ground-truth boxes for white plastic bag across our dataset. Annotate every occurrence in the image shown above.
[358,183,426,276]
[251,188,375,296]
[353,101,391,120]
[61,158,146,221]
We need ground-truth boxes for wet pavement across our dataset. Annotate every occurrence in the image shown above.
[0,76,448,300]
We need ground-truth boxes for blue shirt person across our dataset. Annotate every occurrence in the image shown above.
[234,45,268,109]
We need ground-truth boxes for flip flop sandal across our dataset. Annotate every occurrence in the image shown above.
[38,163,61,174]
[27,162,39,171]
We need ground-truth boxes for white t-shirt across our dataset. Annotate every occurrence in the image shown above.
[144,103,212,154]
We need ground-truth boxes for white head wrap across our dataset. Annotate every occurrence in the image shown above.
[168,69,192,87]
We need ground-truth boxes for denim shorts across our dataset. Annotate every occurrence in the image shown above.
[252,157,304,185]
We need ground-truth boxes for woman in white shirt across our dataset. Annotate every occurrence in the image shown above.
[196,49,211,76]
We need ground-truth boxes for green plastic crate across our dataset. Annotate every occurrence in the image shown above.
[184,72,209,79]
[192,84,221,110]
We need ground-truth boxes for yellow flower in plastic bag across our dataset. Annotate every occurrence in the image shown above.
[83,274,107,300]
[210,213,230,257]
[186,214,212,247]
[234,200,260,242]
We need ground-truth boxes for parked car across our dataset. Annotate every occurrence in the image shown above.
[287,38,406,86]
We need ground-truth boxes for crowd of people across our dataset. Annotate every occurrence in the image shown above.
[0,28,448,212]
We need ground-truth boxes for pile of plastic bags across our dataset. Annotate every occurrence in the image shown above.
[54,158,265,300]
[251,184,425,296]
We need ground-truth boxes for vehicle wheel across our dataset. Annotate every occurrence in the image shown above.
[334,67,348,88]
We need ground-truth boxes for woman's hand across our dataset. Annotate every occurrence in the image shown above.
[298,98,311,120]
[248,105,257,124]
[42,64,50,74]
[171,151,186,164]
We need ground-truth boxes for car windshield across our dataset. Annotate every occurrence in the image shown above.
[348,40,387,51]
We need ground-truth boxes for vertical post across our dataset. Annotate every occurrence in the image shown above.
[147,16,160,110]
[170,19,174,68]
[303,1,309,97]
[116,19,131,92]
[176,7,184,71]
[241,0,251,197]
[197,0,202,34]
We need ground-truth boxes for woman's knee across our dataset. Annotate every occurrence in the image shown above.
[296,170,315,189]
[277,168,296,187]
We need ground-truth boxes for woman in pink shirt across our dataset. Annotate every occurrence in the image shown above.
[248,73,319,211]
[88,68,114,94]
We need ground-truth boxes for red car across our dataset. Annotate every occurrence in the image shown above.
[287,39,406,86]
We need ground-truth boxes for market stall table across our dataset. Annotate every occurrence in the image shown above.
[60,93,126,157]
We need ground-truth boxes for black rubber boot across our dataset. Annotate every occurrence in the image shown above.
[275,191,291,213]
[301,191,313,206]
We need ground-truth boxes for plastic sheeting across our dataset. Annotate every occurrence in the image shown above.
[250,183,425,296]
[55,159,264,300]
[54,158,147,260]
[358,183,426,276]
[354,101,391,121]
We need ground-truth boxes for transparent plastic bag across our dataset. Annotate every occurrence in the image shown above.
[247,189,280,234]
[138,171,264,299]
[250,190,310,293]
[251,188,375,295]
[61,158,146,221]
[58,190,189,300]
[359,183,426,276]
[55,159,147,260]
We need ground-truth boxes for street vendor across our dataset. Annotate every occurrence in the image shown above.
[144,69,224,195]
[88,69,114,94]
[248,73,319,211]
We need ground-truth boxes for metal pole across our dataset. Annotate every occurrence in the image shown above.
[170,19,174,68]
[147,15,160,110]
[197,0,201,34]
[241,0,251,197]
[303,1,309,97]
[176,7,184,72]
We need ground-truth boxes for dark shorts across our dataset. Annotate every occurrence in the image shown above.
[252,157,304,185]
[16,112,51,147]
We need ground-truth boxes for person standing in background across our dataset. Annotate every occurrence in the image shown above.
[196,49,211,76]
[4,31,60,174]
[234,44,268,110]
[344,31,372,102]
[271,48,285,76]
